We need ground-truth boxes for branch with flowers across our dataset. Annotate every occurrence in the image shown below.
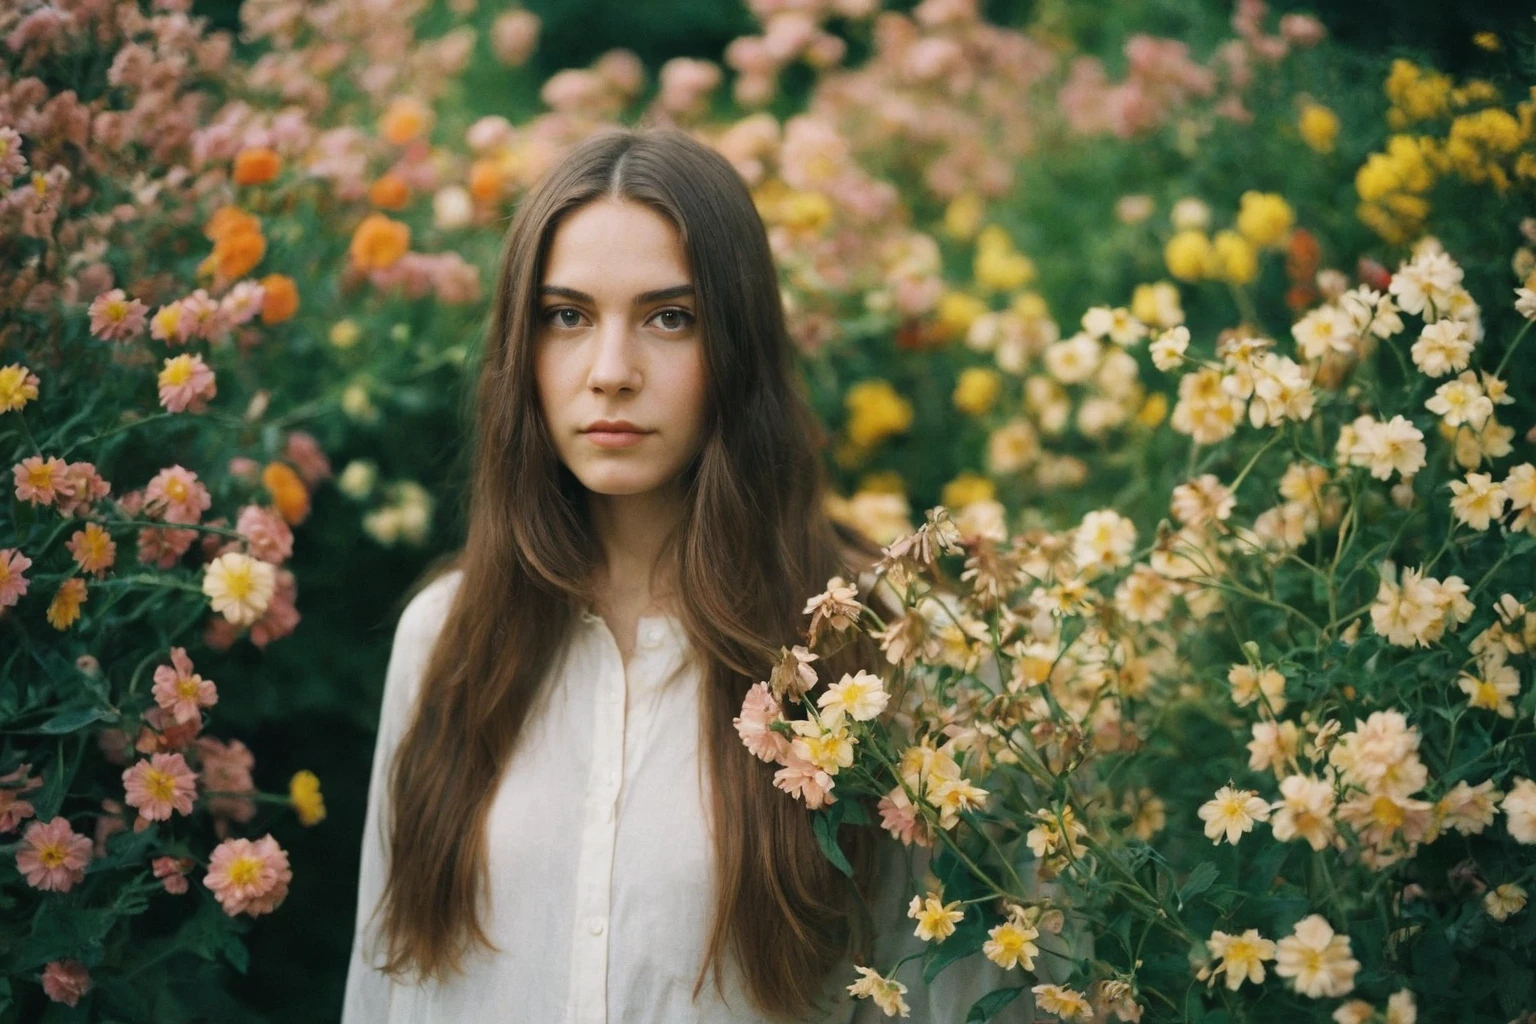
[747,237,1536,1023]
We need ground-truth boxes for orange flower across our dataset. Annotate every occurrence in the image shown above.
[259,274,299,324]
[232,147,282,186]
[348,213,409,272]
[204,206,261,243]
[368,173,410,210]
[262,462,310,525]
[205,228,266,280]
[468,159,504,203]
[47,577,87,630]
[380,97,432,145]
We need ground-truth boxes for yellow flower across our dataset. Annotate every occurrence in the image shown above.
[1136,392,1168,427]
[1385,59,1451,126]
[1206,928,1276,990]
[974,243,1036,292]
[857,470,905,495]
[777,190,832,233]
[942,191,983,240]
[47,577,88,630]
[1236,192,1295,248]
[907,892,966,942]
[289,770,327,826]
[843,380,913,448]
[1009,291,1049,321]
[982,907,1039,970]
[1130,281,1183,328]
[952,367,1001,415]
[0,363,40,413]
[1472,31,1500,53]
[941,472,995,510]
[329,319,361,349]
[1164,229,1210,282]
[1298,102,1340,154]
[933,290,988,342]
[1209,230,1258,285]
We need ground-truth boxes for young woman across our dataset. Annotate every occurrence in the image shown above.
[341,126,1038,1023]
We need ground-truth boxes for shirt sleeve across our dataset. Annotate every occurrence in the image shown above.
[341,572,460,1024]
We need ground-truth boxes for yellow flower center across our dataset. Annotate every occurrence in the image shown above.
[227,855,262,888]
[145,768,176,803]
[40,843,68,869]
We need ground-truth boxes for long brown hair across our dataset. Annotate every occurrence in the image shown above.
[375,124,890,1020]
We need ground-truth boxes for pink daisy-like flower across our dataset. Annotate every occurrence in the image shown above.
[132,706,201,756]
[13,454,67,506]
[283,430,333,486]
[53,461,111,517]
[219,280,266,326]
[151,647,218,725]
[136,525,198,570]
[157,353,217,413]
[236,504,293,564]
[0,547,33,611]
[143,465,211,525]
[772,751,836,809]
[87,288,149,343]
[196,737,256,824]
[150,302,193,345]
[15,816,92,892]
[65,522,117,577]
[121,752,198,826]
[878,784,933,848]
[93,798,126,857]
[733,682,790,762]
[152,855,193,894]
[41,960,92,1006]
[181,289,225,341]
[204,833,292,916]
[0,762,43,832]
[0,126,27,179]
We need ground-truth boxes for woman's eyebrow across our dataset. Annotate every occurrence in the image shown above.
[538,284,695,305]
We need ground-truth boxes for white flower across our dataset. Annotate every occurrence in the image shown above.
[1347,415,1425,480]
[1485,882,1528,921]
[201,551,277,627]
[1410,319,1475,377]
[1389,249,1463,316]
[1292,304,1356,359]
[1448,472,1508,530]
[1515,286,1536,320]
[1275,914,1359,998]
[817,670,890,723]
[1500,777,1536,842]
[1150,325,1191,371]
[1425,371,1493,429]
[846,966,910,1018]
[1073,509,1137,572]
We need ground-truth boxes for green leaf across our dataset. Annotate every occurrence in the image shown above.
[1178,861,1220,908]
[35,702,117,735]
[812,808,853,878]
[922,923,987,984]
[965,986,1025,1022]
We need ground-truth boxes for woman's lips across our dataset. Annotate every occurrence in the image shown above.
[583,430,649,448]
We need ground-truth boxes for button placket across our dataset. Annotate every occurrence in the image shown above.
[567,619,627,1024]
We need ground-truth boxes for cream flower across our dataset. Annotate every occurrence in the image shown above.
[1199,784,1272,844]
[846,965,910,1018]
[1206,928,1276,990]
[1457,661,1520,718]
[201,551,277,627]
[906,892,966,943]
[1448,472,1508,530]
[1483,882,1528,922]
[1275,914,1359,998]
[1270,774,1336,851]
[1032,984,1093,1020]
[1409,319,1475,377]
[1501,777,1536,843]
[982,904,1039,970]
[817,670,889,723]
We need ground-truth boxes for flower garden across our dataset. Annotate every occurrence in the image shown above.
[2,0,1534,1020]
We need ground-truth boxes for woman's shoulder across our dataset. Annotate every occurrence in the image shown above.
[395,565,464,645]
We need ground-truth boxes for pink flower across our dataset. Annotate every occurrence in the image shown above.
[93,798,126,857]
[136,525,199,569]
[150,302,194,345]
[53,460,112,517]
[157,353,217,413]
[143,465,211,524]
[0,126,26,179]
[13,454,68,505]
[219,280,266,326]
[772,751,836,809]
[0,762,43,832]
[122,752,198,827]
[152,855,193,894]
[733,682,790,762]
[878,785,932,848]
[249,568,300,648]
[196,737,256,824]
[87,288,148,343]
[181,289,225,341]
[236,504,293,564]
[151,647,218,725]
[15,817,92,892]
[0,547,32,611]
[204,833,292,916]
[133,706,201,756]
[41,960,92,1006]
[283,430,332,485]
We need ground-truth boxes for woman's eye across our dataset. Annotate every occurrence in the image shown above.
[653,308,694,331]
[547,308,582,328]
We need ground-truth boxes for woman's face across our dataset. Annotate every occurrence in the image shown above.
[533,198,707,499]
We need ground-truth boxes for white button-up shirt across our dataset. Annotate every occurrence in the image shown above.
[342,569,1044,1023]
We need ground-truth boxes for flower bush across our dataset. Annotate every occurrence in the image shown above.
[3,0,1533,1019]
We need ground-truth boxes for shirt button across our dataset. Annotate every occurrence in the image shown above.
[640,624,664,648]
[586,916,606,936]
